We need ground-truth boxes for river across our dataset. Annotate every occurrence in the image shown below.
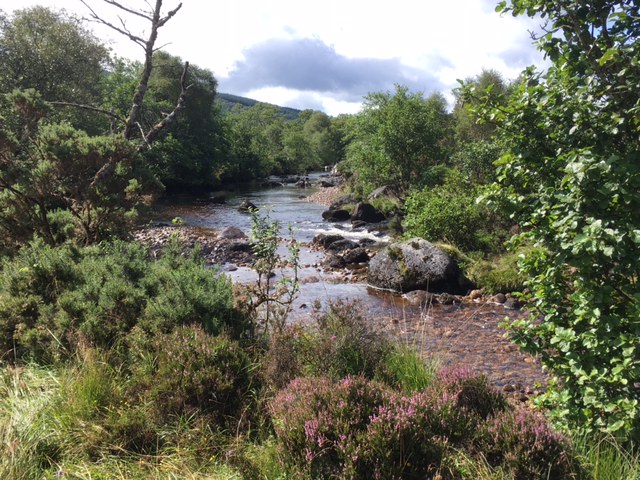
[153,173,547,393]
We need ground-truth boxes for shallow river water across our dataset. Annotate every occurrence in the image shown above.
[154,173,547,392]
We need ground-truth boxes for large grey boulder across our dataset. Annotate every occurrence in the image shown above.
[368,238,463,293]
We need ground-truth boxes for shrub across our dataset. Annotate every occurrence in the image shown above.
[304,301,392,381]
[270,376,390,479]
[130,325,255,423]
[0,239,244,363]
[435,367,507,420]
[403,173,485,251]
[271,371,514,479]
[476,407,575,479]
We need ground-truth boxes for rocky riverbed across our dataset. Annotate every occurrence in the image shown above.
[139,177,547,401]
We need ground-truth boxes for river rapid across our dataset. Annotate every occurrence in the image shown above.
[152,173,547,395]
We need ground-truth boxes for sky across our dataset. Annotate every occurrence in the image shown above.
[4,0,547,116]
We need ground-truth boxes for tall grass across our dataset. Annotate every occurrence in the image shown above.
[0,365,61,479]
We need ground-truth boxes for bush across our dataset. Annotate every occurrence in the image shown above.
[270,376,390,479]
[129,325,255,423]
[303,301,392,381]
[403,173,487,251]
[0,239,244,363]
[271,371,533,479]
[476,407,575,479]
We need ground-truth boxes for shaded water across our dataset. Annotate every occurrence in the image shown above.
[154,173,547,390]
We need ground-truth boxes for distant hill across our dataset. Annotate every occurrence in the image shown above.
[216,92,303,120]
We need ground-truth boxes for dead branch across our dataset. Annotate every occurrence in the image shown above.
[140,61,191,151]
[49,101,125,124]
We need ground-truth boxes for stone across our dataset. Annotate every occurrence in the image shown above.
[367,238,463,294]
[329,194,358,211]
[342,247,369,264]
[351,202,385,223]
[367,185,397,200]
[322,254,346,269]
[504,297,524,310]
[402,290,435,306]
[218,226,247,240]
[312,234,345,249]
[326,239,359,252]
[493,293,507,304]
[468,289,483,300]
[321,209,351,222]
[238,199,257,213]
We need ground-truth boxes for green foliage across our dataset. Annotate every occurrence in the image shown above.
[452,140,503,184]
[128,325,255,424]
[467,250,529,294]
[403,172,490,251]
[270,370,567,479]
[0,90,158,247]
[0,6,109,132]
[142,51,225,191]
[0,240,242,363]
[304,301,392,381]
[470,0,640,441]
[475,407,575,479]
[376,346,438,393]
[345,85,451,195]
[245,209,300,335]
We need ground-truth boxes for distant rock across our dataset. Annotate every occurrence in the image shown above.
[218,226,246,240]
[322,209,351,222]
[329,194,358,211]
[343,247,370,264]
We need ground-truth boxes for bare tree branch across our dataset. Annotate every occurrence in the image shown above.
[140,61,191,151]
[101,0,153,21]
[49,101,125,123]
[80,0,146,46]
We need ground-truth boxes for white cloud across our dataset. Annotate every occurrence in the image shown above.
[5,0,546,115]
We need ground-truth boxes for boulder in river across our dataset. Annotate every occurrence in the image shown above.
[329,194,358,211]
[351,202,385,223]
[238,200,257,213]
[343,247,369,264]
[322,209,351,222]
[326,239,359,252]
[312,234,345,249]
[368,238,464,294]
[218,226,247,240]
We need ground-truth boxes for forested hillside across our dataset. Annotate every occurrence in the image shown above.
[216,92,302,120]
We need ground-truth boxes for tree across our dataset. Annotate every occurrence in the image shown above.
[0,6,110,132]
[143,51,223,190]
[80,0,187,148]
[472,0,640,440]
[0,90,156,248]
[345,85,451,195]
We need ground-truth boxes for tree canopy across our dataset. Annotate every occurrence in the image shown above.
[470,0,640,441]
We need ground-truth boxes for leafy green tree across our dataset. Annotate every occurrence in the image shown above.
[142,52,224,190]
[0,6,110,132]
[472,0,640,440]
[345,85,451,195]
[225,103,285,178]
[0,6,108,103]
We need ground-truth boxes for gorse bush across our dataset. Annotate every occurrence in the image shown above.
[0,239,243,363]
